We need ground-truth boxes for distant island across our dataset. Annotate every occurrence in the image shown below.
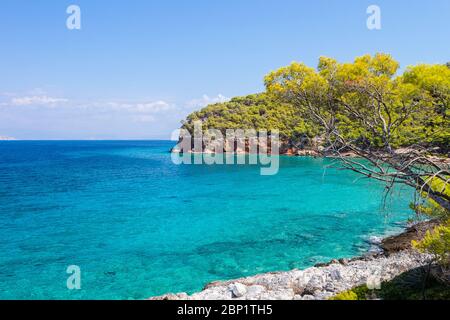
[0,136,17,141]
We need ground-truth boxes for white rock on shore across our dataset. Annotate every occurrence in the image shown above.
[229,283,247,298]
[151,250,431,300]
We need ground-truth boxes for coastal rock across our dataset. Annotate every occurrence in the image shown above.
[150,292,189,300]
[243,285,266,300]
[190,286,233,300]
[381,219,441,254]
[296,149,319,157]
[229,283,247,298]
[304,273,328,294]
[368,236,383,245]
[258,289,295,300]
[150,250,432,300]
[328,267,343,281]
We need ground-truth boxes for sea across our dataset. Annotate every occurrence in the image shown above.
[0,140,415,299]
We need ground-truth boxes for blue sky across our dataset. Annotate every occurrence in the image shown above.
[0,0,449,140]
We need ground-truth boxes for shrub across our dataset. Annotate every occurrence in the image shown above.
[330,286,370,300]
[412,221,450,268]
[330,290,358,300]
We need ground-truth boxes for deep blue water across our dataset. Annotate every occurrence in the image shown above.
[0,141,414,299]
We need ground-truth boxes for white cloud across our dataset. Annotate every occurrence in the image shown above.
[0,93,176,114]
[0,91,17,97]
[10,95,69,107]
[131,115,156,123]
[0,88,69,108]
[27,88,48,95]
[134,101,173,113]
[80,100,174,114]
[0,90,233,139]
[1,89,228,115]
[67,100,176,125]
[186,94,229,109]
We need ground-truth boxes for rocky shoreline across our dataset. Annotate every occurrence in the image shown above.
[151,220,437,300]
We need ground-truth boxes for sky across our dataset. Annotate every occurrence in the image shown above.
[0,0,449,140]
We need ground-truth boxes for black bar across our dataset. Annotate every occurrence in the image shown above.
[0,300,447,318]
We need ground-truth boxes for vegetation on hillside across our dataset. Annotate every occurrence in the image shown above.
[264,54,449,152]
[330,274,450,300]
[182,56,449,153]
[182,94,319,145]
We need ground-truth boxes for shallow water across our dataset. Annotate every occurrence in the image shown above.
[0,141,414,299]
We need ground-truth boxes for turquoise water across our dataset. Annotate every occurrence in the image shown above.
[0,141,414,299]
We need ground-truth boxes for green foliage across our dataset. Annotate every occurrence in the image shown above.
[264,53,450,151]
[331,271,450,300]
[428,176,450,200]
[410,177,450,267]
[377,267,450,300]
[182,93,319,142]
[410,202,449,219]
[412,221,450,267]
[399,64,450,150]
[181,54,449,153]
[330,290,358,300]
[330,285,370,300]
[410,176,450,219]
